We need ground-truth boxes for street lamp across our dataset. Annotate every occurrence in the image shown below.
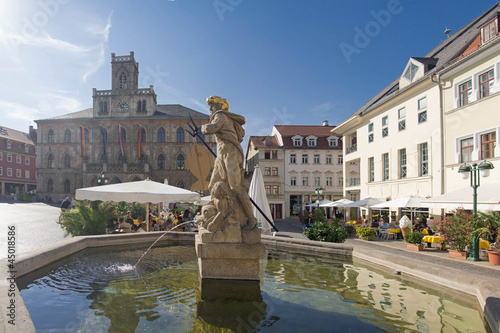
[97,171,109,186]
[458,160,494,261]
[315,187,323,208]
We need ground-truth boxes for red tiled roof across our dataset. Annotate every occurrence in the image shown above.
[248,136,280,148]
[274,125,342,149]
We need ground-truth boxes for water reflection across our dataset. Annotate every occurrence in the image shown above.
[18,245,488,332]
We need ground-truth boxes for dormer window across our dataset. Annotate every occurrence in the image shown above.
[292,136,303,146]
[306,136,317,147]
[404,62,419,82]
[327,136,339,147]
[482,19,497,44]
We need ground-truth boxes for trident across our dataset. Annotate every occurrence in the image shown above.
[187,115,279,232]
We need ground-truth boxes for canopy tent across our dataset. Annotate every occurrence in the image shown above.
[248,166,273,235]
[75,179,201,231]
[371,196,429,209]
[339,197,384,208]
[422,182,500,211]
[323,198,353,207]
[305,199,334,208]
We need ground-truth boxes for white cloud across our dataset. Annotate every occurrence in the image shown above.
[86,11,113,42]
[310,101,334,115]
[0,101,44,125]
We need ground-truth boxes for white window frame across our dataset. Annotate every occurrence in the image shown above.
[326,176,333,187]
[7,142,11,149]
[398,107,406,131]
[326,154,332,164]
[16,155,21,164]
[302,176,309,186]
[7,154,12,162]
[399,148,407,179]
[292,136,303,146]
[16,169,21,178]
[419,142,429,176]
[25,157,29,165]
[0,152,2,161]
[290,176,297,186]
[7,168,12,177]
[307,137,317,147]
[302,154,308,164]
[313,154,320,164]
[368,157,374,183]
[368,122,374,143]
[25,170,30,179]
[290,153,297,164]
[272,167,278,176]
[338,154,343,164]
[0,166,2,175]
[314,176,321,187]
[383,153,389,181]
[382,116,388,138]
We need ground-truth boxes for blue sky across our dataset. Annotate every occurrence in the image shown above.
[0,0,497,148]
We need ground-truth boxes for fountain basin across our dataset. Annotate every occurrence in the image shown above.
[1,232,499,332]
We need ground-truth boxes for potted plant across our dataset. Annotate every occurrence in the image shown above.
[486,235,500,265]
[434,209,474,259]
[344,224,356,237]
[356,226,376,241]
[405,231,424,251]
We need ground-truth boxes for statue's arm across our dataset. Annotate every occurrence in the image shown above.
[202,114,225,135]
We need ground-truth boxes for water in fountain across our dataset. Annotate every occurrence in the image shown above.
[134,220,196,268]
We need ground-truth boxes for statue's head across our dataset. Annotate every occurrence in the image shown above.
[206,95,229,112]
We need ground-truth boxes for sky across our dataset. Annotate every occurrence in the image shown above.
[0,0,498,149]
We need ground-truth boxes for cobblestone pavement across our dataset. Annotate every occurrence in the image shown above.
[0,200,67,259]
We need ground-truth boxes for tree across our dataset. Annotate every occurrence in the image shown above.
[58,201,117,236]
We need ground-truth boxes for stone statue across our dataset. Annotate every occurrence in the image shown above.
[196,96,259,243]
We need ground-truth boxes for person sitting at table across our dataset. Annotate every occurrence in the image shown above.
[356,216,363,224]
[125,211,134,225]
[370,219,378,228]
[381,220,389,229]
[117,217,132,233]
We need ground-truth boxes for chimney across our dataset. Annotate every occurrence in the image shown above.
[322,120,329,126]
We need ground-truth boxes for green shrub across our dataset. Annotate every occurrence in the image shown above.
[405,231,424,245]
[356,226,376,240]
[344,224,356,235]
[58,201,117,236]
[16,192,33,202]
[303,221,348,243]
[313,208,326,223]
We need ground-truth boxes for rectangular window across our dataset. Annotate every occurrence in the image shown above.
[7,168,12,177]
[302,154,308,164]
[16,155,21,164]
[482,21,496,43]
[326,176,333,186]
[368,157,374,183]
[419,142,429,176]
[481,132,496,159]
[418,111,427,124]
[326,154,332,164]
[368,133,374,143]
[460,137,474,162]
[459,80,472,107]
[290,154,296,164]
[16,169,21,178]
[368,122,374,132]
[302,176,309,186]
[307,138,316,146]
[290,176,297,186]
[418,97,427,110]
[272,185,279,195]
[272,150,278,159]
[479,69,494,98]
[7,142,11,149]
[382,116,388,137]
[338,154,343,164]
[25,146,29,153]
[0,166,2,175]
[0,152,2,160]
[25,170,30,179]
[264,151,270,159]
[314,176,321,187]
[265,185,271,195]
[272,167,278,176]
[368,122,374,143]
[313,154,320,164]
[399,148,407,179]
[383,153,389,181]
[7,154,12,162]
[398,107,406,131]
[264,167,271,176]
[25,157,30,165]
[293,138,301,146]
[338,176,343,187]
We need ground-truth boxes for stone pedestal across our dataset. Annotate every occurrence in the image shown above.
[195,233,266,280]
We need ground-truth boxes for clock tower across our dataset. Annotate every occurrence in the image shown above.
[92,51,157,118]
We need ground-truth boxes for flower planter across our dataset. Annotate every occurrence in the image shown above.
[448,249,467,259]
[405,243,424,251]
[487,250,500,265]
[401,227,410,240]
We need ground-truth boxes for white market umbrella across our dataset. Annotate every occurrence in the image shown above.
[422,182,500,210]
[339,197,384,208]
[305,200,333,208]
[323,198,353,207]
[198,195,212,205]
[371,196,428,209]
[75,179,200,231]
[248,166,273,235]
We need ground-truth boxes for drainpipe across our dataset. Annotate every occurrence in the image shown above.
[430,72,445,220]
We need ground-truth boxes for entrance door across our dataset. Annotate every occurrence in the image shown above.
[275,204,282,219]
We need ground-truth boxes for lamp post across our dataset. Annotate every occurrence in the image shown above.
[458,160,494,261]
[315,186,323,209]
[97,171,109,186]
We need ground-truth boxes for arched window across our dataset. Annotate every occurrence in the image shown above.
[140,127,146,142]
[64,179,70,193]
[48,154,54,169]
[120,127,126,142]
[158,154,165,169]
[101,128,107,142]
[100,101,108,113]
[65,129,71,143]
[137,101,141,111]
[64,154,71,168]
[197,133,204,143]
[119,73,127,89]
[177,128,184,142]
[142,100,146,111]
[118,154,126,164]
[47,179,54,192]
[177,154,185,170]
[176,181,185,188]
[157,128,165,142]
[84,128,89,142]
[48,130,54,143]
